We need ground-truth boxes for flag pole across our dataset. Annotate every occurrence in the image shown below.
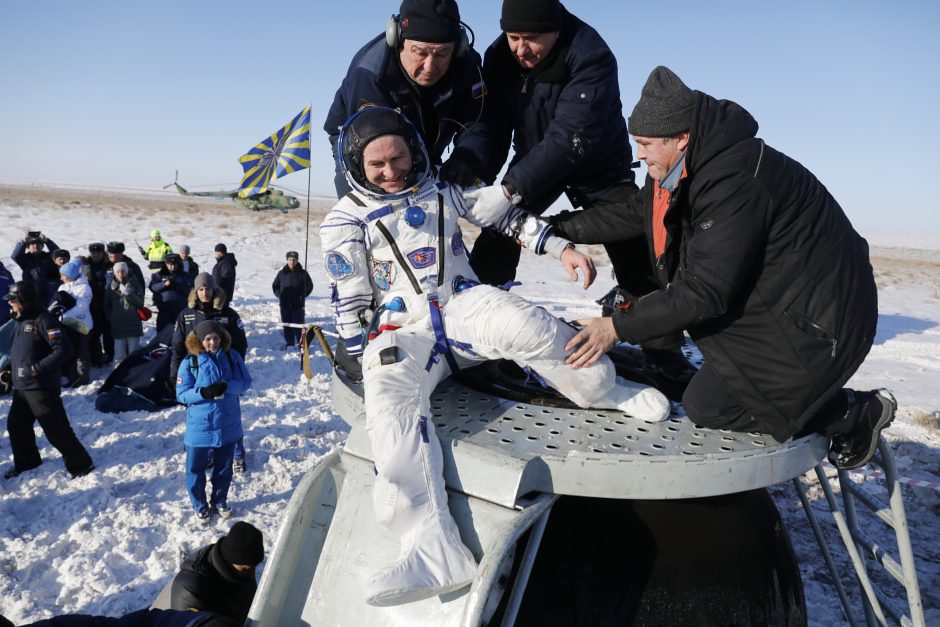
[304,102,312,272]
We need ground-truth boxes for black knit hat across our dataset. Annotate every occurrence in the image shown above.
[52,249,71,262]
[628,66,696,137]
[219,521,264,566]
[399,0,461,44]
[500,0,563,33]
[194,320,225,342]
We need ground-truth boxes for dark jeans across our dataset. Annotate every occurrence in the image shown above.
[7,388,93,473]
[63,328,91,385]
[280,305,305,346]
[89,302,108,363]
[682,362,850,441]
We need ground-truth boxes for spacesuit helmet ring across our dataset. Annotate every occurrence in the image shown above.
[338,106,431,199]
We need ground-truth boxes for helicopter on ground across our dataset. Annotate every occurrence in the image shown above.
[164,171,300,212]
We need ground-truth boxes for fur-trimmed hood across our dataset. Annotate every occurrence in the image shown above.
[185,327,233,356]
[187,288,227,310]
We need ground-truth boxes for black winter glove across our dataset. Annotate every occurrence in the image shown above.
[333,341,362,382]
[200,381,228,399]
[48,305,65,319]
[439,153,483,188]
[0,370,11,394]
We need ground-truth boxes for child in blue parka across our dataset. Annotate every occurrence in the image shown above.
[176,319,251,525]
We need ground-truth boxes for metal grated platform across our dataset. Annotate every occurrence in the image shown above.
[429,381,779,457]
[334,373,829,502]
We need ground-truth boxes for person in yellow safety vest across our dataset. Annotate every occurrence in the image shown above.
[139,229,173,270]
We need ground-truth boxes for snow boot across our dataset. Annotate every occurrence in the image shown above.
[828,389,896,470]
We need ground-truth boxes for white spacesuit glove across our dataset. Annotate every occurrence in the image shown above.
[462,184,514,225]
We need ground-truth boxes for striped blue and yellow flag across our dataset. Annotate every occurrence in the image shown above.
[238,105,311,197]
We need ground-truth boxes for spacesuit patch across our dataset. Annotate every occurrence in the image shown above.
[452,228,465,256]
[326,252,354,279]
[371,259,394,291]
[407,247,436,269]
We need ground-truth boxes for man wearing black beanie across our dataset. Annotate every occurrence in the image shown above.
[170,521,265,621]
[559,66,893,471]
[323,0,485,197]
[442,2,695,380]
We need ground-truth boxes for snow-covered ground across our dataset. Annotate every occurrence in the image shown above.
[0,186,937,624]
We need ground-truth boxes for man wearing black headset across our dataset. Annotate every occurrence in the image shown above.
[323,0,485,197]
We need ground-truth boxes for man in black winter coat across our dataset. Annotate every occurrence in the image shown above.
[210,244,237,306]
[561,66,891,470]
[149,254,194,332]
[18,608,239,627]
[1,281,94,480]
[272,251,313,348]
[11,231,61,308]
[323,0,484,197]
[442,1,647,283]
[442,0,692,378]
[178,244,200,280]
[170,273,247,380]
[170,521,264,621]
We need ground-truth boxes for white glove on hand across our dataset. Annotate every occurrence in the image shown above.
[462,184,512,225]
[119,283,131,295]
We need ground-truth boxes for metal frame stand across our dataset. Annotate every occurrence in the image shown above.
[794,437,925,626]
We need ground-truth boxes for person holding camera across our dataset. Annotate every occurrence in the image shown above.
[11,231,61,308]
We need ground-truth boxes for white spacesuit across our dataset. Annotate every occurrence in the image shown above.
[321,107,669,607]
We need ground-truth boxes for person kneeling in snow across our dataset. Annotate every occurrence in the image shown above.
[169,521,265,622]
[176,320,252,525]
[320,106,670,606]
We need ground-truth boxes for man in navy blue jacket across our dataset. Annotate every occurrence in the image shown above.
[442,0,693,380]
[149,254,194,332]
[323,0,484,196]
[271,251,313,348]
[2,281,94,480]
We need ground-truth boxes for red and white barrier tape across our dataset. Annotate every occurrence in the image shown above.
[819,459,940,492]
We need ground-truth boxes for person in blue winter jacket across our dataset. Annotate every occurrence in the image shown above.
[176,320,252,525]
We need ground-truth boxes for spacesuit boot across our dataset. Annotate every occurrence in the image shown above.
[364,375,478,607]
[365,506,478,606]
[611,376,672,421]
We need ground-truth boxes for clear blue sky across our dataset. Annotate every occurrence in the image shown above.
[2,1,938,236]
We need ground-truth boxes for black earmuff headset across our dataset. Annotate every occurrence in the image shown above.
[385,0,473,58]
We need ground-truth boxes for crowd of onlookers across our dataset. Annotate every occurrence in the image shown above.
[0,228,318,623]
[1,227,316,502]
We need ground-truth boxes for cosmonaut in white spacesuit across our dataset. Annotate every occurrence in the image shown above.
[320,106,670,607]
